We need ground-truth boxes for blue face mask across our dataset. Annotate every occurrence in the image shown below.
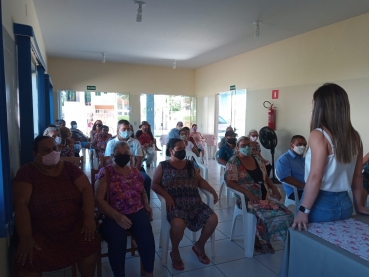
[239,146,253,156]
[119,131,130,138]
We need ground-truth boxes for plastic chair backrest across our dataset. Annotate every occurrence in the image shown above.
[60,156,84,171]
[185,151,208,180]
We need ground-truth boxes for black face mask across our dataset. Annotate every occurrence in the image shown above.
[114,154,130,167]
[173,149,186,160]
[227,138,237,145]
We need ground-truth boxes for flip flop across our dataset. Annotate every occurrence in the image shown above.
[192,246,211,264]
[170,251,184,270]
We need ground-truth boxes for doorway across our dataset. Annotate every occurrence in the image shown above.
[140,94,196,138]
[217,89,247,141]
[58,90,130,134]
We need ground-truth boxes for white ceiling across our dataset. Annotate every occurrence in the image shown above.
[33,0,369,69]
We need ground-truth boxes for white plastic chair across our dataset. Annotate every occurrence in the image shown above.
[275,170,299,214]
[215,150,233,207]
[227,186,257,258]
[185,151,208,181]
[92,149,99,169]
[157,189,215,266]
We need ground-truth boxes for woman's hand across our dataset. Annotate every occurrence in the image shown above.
[145,203,153,220]
[292,212,309,231]
[116,214,132,230]
[81,217,96,241]
[212,190,219,204]
[17,236,41,265]
[245,191,259,205]
[165,195,175,211]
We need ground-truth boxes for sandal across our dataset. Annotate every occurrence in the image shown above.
[192,246,211,264]
[170,251,184,270]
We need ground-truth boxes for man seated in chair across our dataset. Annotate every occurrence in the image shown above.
[217,130,237,165]
[105,120,152,202]
[276,135,307,201]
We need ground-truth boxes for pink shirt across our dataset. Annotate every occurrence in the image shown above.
[96,165,144,214]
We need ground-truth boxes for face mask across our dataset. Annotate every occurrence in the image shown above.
[55,137,62,145]
[38,151,60,165]
[114,154,131,167]
[72,125,77,129]
[293,145,306,155]
[173,149,186,160]
[180,135,187,141]
[177,126,183,130]
[192,127,197,132]
[119,130,131,139]
[250,136,258,142]
[227,138,236,145]
[240,146,253,156]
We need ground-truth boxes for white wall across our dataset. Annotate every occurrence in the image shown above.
[48,57,196,128]
[2,0,47,66]
[195,13,369,160]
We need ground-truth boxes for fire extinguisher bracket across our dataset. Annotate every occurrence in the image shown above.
[263,101,276,130]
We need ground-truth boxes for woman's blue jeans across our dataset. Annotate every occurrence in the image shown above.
[305,190,353,223]
[100,209,155,276]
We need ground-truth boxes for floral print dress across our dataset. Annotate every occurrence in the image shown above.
[160,160,214,231]
[225,155,294,243]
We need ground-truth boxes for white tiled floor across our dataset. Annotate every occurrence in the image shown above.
[44,152,290,277]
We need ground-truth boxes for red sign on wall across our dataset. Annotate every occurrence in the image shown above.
[272,90,279,99]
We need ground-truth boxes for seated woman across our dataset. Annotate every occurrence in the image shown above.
[136,121,161,151]
[180,128,199,156]
[225,136,293,254]
[91,125,112,158]
[136,121,156,168]
[13,135,98,277]
[248,129,272,177]
[59,126,75,150]
[152,138,218,270]
[190,124,206,161]
[95,141,155,277]
[44,127,74,157]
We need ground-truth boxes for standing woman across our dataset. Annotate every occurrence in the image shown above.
[90,120,103,161]
[293,83,369,231]
[13,136,98,277]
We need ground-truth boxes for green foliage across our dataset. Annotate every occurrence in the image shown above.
[117,115,130,121]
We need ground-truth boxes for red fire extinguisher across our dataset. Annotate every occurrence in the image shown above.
[264,101,276,130]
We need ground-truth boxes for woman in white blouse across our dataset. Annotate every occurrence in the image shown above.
[293,83,369,231]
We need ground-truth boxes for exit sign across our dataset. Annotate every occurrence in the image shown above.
[87,86,96,90]
[230,85,236,90]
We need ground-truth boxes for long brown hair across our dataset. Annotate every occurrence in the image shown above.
[310,83,360,163]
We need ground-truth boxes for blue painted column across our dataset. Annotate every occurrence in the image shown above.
[16,35,35,165]
[37,65,46,133]
[0,1,13,237]
[146,94,155,130]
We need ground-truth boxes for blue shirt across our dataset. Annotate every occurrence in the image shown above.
[218,143,235,163]
[166,128,180,143]
[276,149,305,197]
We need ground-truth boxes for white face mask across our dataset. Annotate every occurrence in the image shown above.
[72,124,77,129]
[55,137,62,145]
[293,145,306,155]
[250,136,258,142]
[180,135,187,141]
